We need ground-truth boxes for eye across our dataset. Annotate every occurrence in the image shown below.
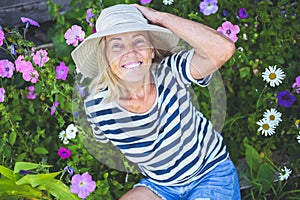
[134,39,146,47]
[110,43,123,51]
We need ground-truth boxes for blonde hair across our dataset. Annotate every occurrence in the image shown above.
[89,32,172,102]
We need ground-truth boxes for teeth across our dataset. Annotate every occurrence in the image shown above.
[123,62,141,69]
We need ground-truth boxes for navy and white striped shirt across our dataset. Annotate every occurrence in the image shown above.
[84,49,228,186]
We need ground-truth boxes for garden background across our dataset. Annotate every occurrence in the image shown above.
[0,0,300,199]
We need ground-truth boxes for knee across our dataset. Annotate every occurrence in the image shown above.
[120,186,162,200]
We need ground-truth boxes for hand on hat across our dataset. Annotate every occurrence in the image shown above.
[131,4,162,26]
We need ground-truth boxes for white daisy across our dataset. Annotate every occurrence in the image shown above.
[262,65,285,87]
[66,123,78,139]
[59,130,67,140]
[257,118,276,136]
[278,166,292,181]
[263,108,282,126]
[296,132,300,144]
[63,139,69,145]
[59,130,69,144]
[163,0,174,5]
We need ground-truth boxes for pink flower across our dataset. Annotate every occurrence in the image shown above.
[217,21,240,43]
[22,69,39,83]
[50,101,59,115]
[0,87,5,102]
[0,30,4,46]
[56,62,69,81]
[64,25,85,46]
[70,172,96,199]
[57,147,71,159]
[15,55,34,73]
[33,49,49,67]
[27,86,37,100]
[292,76,300,93]
[0,59,15,78]
[140,0,152,4]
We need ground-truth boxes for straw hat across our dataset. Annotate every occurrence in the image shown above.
[71,4,180,79]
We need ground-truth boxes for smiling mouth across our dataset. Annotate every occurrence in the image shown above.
[122,62,142,69]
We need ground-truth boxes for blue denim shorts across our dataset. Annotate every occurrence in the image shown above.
[134,157,241,200]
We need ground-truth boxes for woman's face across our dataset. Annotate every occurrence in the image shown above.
[105,31,154,84]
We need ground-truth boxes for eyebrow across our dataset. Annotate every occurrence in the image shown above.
[107,33,146,44]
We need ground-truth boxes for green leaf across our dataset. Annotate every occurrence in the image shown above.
[0,179,43,199]
[244,143,262,173]
[14,162,39,174]
[239,67,251,80]
[16,153,27,162]
[8,131,17,146]
[0,165,17,181]
[15,172,62,187]
[13,162,52,174]
[257,163,274,192]
[38,179,79,200]
[33,147,49,155]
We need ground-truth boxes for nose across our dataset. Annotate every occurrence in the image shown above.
[123,43,137,58]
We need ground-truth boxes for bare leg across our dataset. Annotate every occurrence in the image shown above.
[120,186,163,200]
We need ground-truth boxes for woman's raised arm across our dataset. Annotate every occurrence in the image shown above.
[133,4,236,79]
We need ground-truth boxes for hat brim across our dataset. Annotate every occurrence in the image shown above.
[71,22,179,79]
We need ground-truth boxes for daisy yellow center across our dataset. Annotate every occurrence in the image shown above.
[269,115,275,121]
[269,73,276,80]
[262,123,269,130]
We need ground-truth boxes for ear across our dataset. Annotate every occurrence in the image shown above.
[151,48,155,59]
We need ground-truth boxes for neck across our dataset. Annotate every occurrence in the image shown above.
[120,72,154,101]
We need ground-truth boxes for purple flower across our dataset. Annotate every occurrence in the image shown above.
[57,147,71,159]
[238,8,248,19]
[0,30,4,46]
[19,170,36,175]
[292,76,300,93]
[56,62,69,81]
[70,172,96,199]
[86,9,96,27]
[277,90,296,108]
[33,49,49,67]
[27,86,37,100]
[199,0,218,16]
[50,101,59,115]
[64,166,76,177]
[0,87,5,102]
[20,17,40,28]
[140,0,152,4]
[217,21,240,43]
[222,9,228,17]
[10,44,16,55]
[15,55,34,73]
[76,84,86,97]
[0,59,15,78]
[64,25,85,46]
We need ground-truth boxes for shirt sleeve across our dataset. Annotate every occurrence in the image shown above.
[88,122,109,143]
[84,96,109,144]
[167,49,212,87]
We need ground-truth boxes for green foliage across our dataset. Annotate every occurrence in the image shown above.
[0,162,78,199]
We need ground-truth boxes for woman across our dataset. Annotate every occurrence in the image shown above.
[71,4,241,200]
